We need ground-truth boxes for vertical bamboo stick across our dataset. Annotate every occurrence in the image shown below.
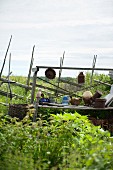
[90,55,97,85]
[30,68,38,104]
[26,45,35,87]
[0,35,12,78]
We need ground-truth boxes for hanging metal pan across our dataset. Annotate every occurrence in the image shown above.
[45,68,56,79]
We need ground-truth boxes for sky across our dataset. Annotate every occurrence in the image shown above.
[0,0,113,77]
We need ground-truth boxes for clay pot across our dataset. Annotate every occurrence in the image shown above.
[92,90,103,102]
[82,91,93,106]
[70,98,80,106]
[94,98,106,108]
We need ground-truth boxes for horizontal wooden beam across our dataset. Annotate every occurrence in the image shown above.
[0,77,31,90]
[0,102,9,106]
[32,66,113,72]
[0,89,24,99]
[60,78,82,87]
[30,83,69,94]
[38,105,113,110]
[94,79,111,86]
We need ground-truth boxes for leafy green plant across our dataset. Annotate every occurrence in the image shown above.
[0,112,113,169]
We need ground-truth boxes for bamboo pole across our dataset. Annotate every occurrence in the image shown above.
[6,53,12,104]
[37,77,81,98]
[0,71,12,86]
[30,83,69,94]
[0,35,12,78]
[26,45,35,88]
[90,55,97,85]
[30,70,38,104]
[0,89,24,99]
[60,78,82,87]
[94,79,111,86]
[56,51,65,95]
[0,77,31,90]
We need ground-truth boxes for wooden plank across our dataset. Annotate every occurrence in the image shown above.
[94,79,111,86]
[0,89,24,99]
[0,102,9,106]
[32,66,113,72]
[60,78,82,87]
[37,77,70,94]
[0,77,32,90]
[30,83,69,94]
[0,72,12,86]
[37,77,82,98]
[38,104,113,110]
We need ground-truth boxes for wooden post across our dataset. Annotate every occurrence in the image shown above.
[26,45,35,93]
[56,51,65,98]
[90,55,97,85]
[7,53,12,104]
[58,51,65,87]
[30,68,39,104]
[33,98,39,122]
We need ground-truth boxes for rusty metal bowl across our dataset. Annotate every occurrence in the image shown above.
[45,68,56,79]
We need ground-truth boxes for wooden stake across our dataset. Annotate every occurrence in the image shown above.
[26,45,35,88]
[90,55,97,85]
[30,69,39,104]
[56,51,65,97]
[0,35,12,78]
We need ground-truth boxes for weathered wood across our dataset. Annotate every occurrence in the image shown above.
[7,53,12,102]
[94,79,111,86]
[37,77,71,94]
[30,82,69,94]
[33,101,39,122]
[31,70,38,104]
[57,51,65,88]
[26,45,35,88]
[0,102,9,106]
[32,66,113,72]
[0,35,12,77]
[90,55,97,85]
[0,89,24,99]
[0,72,12,86]
[37,77,82,98]
[60,78,82,87]
[38,104,113,110]
[0,77,32,90]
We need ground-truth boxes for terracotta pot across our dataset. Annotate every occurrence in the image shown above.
[94,98,106,108]
[92,90,103,102]
[70,98,80,106]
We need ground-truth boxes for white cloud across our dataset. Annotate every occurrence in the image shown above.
[0,0,113,76]
[0,17,113,30]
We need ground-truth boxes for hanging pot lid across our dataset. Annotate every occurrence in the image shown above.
[45,68,56,79]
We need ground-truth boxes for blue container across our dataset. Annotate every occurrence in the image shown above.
[62,96,69,105]
[39,98,50,104]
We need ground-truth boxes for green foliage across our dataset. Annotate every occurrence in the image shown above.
[0,112,113,169]
[0,74,113,169]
